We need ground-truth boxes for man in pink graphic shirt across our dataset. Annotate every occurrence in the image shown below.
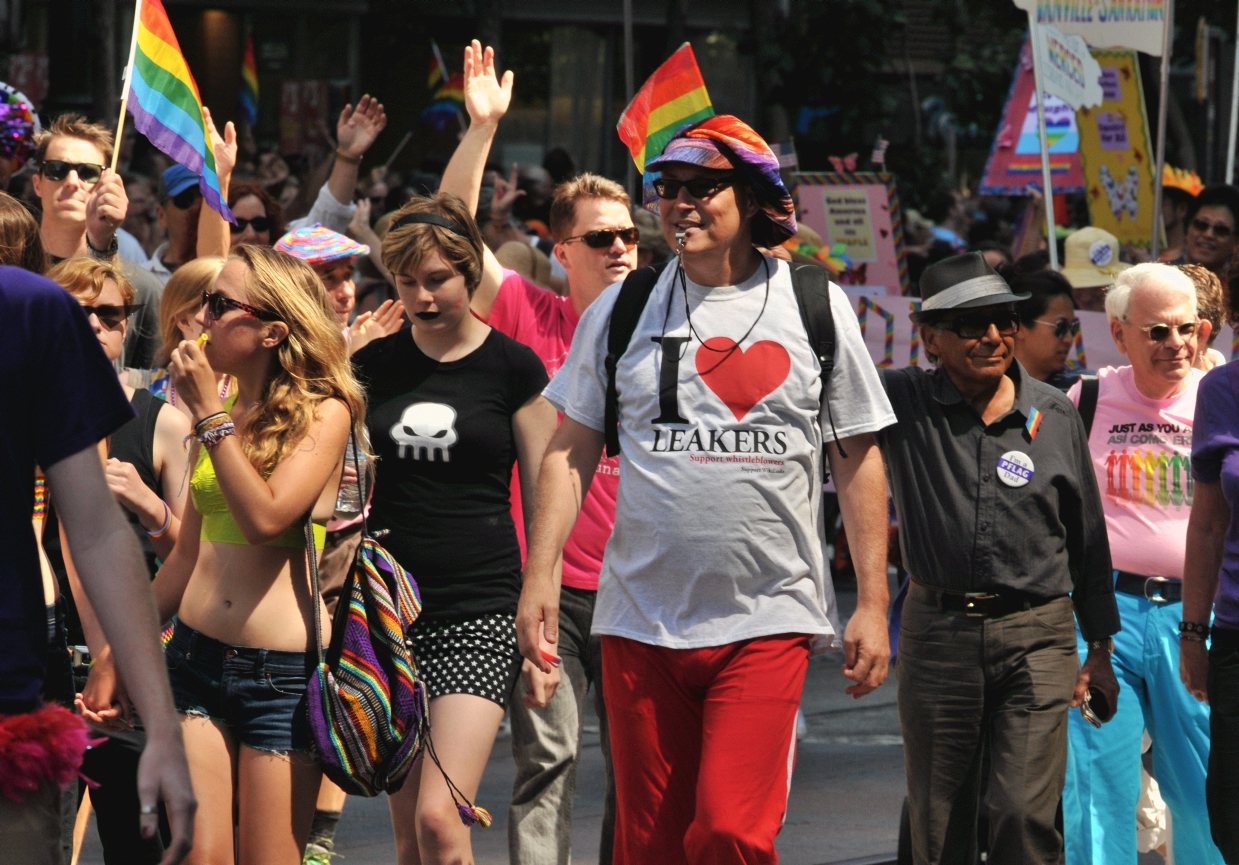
[438,40,631,864]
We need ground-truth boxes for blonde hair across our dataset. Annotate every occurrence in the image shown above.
[381,193,485,294]
[35,114,114,167]
[549,173,630,241]
[159,256,224,365]
[228,245,367,476]
[48,257,134,305]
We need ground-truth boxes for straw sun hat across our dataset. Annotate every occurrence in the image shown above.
[1059,227,1129,289]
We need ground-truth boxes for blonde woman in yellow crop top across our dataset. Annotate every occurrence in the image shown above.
[149,244,367,865]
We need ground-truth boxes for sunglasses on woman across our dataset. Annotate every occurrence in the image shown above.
[1133,320,1200,341]
[1033,317,1081,340]
[561,227,640,249]
[229,216,273,234]
[934,310,1019,340]
[41,160,104,185]
[651,175,735,201]
[1190,218,1233,239]
[202,290,278,322]
[171,188,200,210]
[80,303,135,330]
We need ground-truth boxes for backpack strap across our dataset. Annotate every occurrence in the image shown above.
[604,263,667,457]
[789,264,843,461]
[1077,374,1099,438]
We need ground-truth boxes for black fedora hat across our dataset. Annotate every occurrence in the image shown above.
[911,252,1029,323]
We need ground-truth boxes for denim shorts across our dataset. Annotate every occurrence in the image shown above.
[165,618,312,753]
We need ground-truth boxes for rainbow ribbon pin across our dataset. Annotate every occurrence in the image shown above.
[1026,406,1043,440]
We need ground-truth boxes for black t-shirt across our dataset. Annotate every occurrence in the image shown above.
[353,326,549,621]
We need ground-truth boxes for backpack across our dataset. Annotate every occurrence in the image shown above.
[604,260,841,462]
[1077,374,1099,437]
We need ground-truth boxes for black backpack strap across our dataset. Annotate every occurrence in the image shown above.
[1076,374,1099,438]
[604,263,666,457]
[790,264,843,460]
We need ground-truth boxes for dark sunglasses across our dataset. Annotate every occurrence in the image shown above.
[651,175,735,201]
[201,290,278,322]
[1191,217,1233,238]
[229,216,273,234]
[80,303,136,330]
[41,160,104,184]
[171,187,200,210]
[1134,320,1200,341]
[1034,317,1081,340]
[562,227,640,249]
[936,310,1019,340]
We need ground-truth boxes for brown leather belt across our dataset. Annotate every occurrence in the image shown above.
[909,580,1062,619]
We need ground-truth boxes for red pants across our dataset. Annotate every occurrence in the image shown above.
[602,633,812,865]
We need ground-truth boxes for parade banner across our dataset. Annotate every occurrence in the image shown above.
[1036,25,1103,111]
[793,172,908,295]
[980,40,1086,195]
[1077,50,1157,250]
[1011,0,1167,56]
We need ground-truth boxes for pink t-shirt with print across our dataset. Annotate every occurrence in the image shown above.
[1067,364,1201,579]
[486,269,620,591]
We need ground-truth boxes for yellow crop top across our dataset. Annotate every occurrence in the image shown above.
[190,423,326,552]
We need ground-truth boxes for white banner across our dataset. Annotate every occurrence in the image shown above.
[1035,24,1104,111]
[1012,0,1167,57]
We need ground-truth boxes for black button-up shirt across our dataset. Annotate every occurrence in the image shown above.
[877,361,1119,641]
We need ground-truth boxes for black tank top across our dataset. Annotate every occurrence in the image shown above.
[108,388,163,577]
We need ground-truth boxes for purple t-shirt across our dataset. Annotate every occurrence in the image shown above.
[1191,361,1239,631]
[0,266,133,714]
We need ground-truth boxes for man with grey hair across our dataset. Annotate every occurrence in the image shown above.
[1062,262,1224,864]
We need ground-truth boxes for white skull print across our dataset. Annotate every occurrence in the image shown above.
[390,402,458,461]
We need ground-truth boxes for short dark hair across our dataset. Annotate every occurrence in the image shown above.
[1187,184,1239,225]
[925,188,961,224]
[1011,270,1075,326]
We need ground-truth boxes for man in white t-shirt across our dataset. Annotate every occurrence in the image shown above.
[1062,264,1224,864]
[517,115,896,863]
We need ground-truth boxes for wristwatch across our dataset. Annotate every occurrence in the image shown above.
[1086,638,1114,654]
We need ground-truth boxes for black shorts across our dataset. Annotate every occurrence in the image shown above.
[409,612,522,707]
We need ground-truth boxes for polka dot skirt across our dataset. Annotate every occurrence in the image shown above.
[408,612,522,707]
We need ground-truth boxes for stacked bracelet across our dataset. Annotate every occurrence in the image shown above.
[146,501,172,538]
[194,411,228,433]
[1179,621,1210,640]
[198,418,236,451]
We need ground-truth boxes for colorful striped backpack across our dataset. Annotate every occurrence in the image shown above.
[304,436,490,824]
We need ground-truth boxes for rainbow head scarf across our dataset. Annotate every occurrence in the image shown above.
[647,115,797,245]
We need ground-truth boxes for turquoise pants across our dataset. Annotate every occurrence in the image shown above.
[1064,589,1222,864]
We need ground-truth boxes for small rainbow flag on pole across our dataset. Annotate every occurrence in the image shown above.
[117,0,233,222]
[238,31,259,128]
[617,43,714,173]
[428,41,449,90]
[420,72,465,131]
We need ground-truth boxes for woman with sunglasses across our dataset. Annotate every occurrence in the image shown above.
[151,245,364,865]
[147,257,233,419]
[1012,269,1090,392]
[46,256,193,863]
[228,182,284,248]
[1179,185,1239,281]
[351,193,556,865]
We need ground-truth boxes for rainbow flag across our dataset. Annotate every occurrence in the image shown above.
[238,32,259,127]
[617,43,713,172]
[420,72,465,130]
[1026,406,1043,440]
[428,41,449,90]
[126,0,233,222]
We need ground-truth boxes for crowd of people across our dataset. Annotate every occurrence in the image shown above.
[5,36,1239,865]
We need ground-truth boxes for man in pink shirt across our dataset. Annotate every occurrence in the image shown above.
[438,40,633,864]
[1062,263,1223,864]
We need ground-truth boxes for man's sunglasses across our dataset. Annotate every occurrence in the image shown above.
[1191,218,1233,238]
[171,188,200,210]
[201,290,278,321]
[41,160,104,184]
[230,216,273,234]
[934,310,1019,340]
[651,175,735,201]
[1132,320,1200,341]
[80,303,137,330]
[1034,317,1081,340]
[561,227,640,249]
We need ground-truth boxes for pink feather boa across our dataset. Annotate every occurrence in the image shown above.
[0,704,99,801]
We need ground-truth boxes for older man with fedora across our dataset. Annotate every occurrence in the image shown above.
[879,253,1120,865]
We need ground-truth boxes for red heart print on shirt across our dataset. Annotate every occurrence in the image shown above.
[695,337,791,421]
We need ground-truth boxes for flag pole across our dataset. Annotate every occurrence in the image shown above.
[1227,0,1239,183]
[623,0,635,200]
[1026,14,1059,270]
[112,0,143,172]
[1150,0,1173,258]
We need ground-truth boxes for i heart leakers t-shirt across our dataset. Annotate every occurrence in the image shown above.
[544,257,896,652]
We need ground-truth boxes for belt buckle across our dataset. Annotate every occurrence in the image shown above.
[963,593,997,617]
[1144,576,1171,603]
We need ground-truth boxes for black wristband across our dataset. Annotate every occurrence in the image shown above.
[86,232,119,259]
[1179,621,1211,638]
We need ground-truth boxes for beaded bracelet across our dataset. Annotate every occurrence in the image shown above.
[146,500,172,538]
[198,418,236,451]
[1179,621,1210,639]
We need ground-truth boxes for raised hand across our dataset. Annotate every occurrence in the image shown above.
[348,198,373,237]
[337,95,388,160]
[463,39,513,128]
[85,167,128,252]
[490,163,524,221]
[202,106,237,184]
[348,298,406,355]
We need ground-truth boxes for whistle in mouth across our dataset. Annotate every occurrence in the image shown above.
[196,333,210,347]
[675,229,687,249]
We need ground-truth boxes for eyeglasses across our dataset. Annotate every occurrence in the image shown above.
[934,310,1019,339]
[561,227,640,249]
[229,216,273,234]
[1033,317,1081,340]
[201,290,278,322]
[1130,320,1200,341]
[171,188,200,210]
[1191,218,1233,238]
[80,303,135,330]
[651,175,735,201]
[40,160,104,185]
